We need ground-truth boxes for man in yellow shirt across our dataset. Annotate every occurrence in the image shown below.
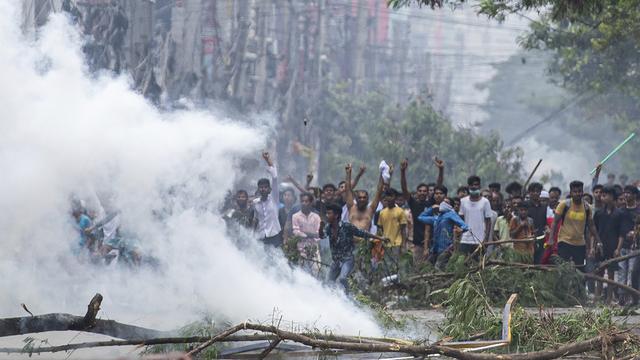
[549,180,601,266]
[377,190,408,259]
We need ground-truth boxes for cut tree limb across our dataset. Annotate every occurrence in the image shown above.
[0,335,280,354]
[594,250,640,274]
[581,272,640,299]
[257,339,281,360]
[0,293,164,340]
[0,321,636,360]
[185,323,247,357]
[0,313,165,340]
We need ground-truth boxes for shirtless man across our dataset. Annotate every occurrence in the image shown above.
[344,163,384,232]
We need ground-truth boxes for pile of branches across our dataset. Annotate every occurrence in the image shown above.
[441,273,640,356]
[1,293,639,359]
[351,244,640,309]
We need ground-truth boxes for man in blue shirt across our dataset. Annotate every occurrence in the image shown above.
[418,198,469,267]
[72,205,92,254]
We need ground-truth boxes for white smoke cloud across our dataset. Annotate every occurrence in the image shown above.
[0,2,380,338]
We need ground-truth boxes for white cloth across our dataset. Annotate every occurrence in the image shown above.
[379,160,391,184]
[101,213,120,244]
[369,201,384,234]
[341,203,350,223]
[253,165,281,238]
[459,196,493,244]
[439,201,454,213]
[546,206,554,219]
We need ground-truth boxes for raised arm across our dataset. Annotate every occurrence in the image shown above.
[345,163,354,210]
[434,156,445,187]
[263,151,278,203]
[368,173,385,216]
[286,175,307,194]
[400,159,411,201]
[591,163,602,191]
[305,173,314,189]
[351,165,366,189]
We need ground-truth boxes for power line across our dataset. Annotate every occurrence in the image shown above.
[506,91,597,146]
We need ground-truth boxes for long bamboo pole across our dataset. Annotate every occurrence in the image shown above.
[589,133,636,174]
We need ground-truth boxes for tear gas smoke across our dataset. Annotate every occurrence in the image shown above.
[0,3,380,335]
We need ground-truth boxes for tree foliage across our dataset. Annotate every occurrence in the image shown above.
[389,0,606,21]
[391,0,640,177]
[319,85,524,191]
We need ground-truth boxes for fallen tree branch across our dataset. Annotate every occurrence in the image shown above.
[484,260,556,271]
[0,335,282,354]
[185,323,247,357]
[482,238,536,247]
[581,272,640,299]
[257,339,281,359]
[1,320,636,360]
[594,250,640,274]
[0,313,165,340]
[0,293,165,340]
[201,323,636,360]
[0,331,409,355]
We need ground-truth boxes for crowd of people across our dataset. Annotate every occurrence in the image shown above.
[71,150,640,304]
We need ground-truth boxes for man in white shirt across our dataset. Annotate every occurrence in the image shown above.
[459,175,493,255]
[253,151,282,247]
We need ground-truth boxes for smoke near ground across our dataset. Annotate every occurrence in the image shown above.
[0,3,380,335]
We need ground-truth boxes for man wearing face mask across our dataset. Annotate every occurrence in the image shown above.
[458,175,493,255]
[224,190,257,231]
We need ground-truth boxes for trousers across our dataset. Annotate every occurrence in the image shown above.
[327,257,355,291]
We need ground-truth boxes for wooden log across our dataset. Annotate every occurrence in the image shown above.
[0,293,164,340]
[0,321,635,360]
[581,273,640,299]
[257,339,281,359]
[594,250,640,274]
[0,313,165,340]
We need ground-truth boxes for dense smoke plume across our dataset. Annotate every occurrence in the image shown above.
[0,3,380,336]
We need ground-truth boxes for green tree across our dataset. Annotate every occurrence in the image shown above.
[391,0,640,177]
[319,85,524,191]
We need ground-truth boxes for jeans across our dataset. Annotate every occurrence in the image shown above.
[616,248,636,300]
[617,248,636,285]
[327,257,355,291]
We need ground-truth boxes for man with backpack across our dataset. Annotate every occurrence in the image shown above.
[548,181,601,267]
